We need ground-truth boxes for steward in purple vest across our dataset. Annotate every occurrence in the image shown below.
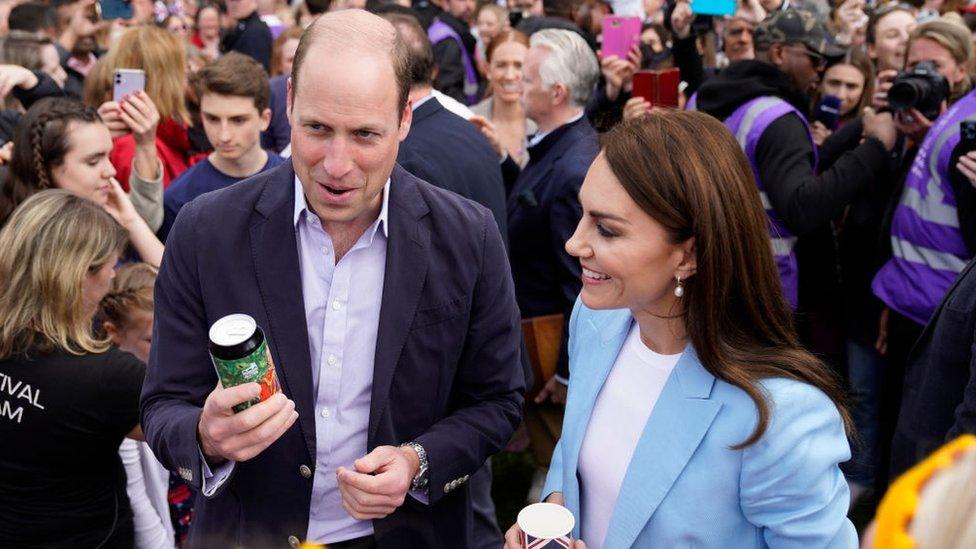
[428,10,480,105]
[693,9,896,309]
[872,87,976,326]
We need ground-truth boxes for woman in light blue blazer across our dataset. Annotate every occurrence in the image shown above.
[504,112,857,549]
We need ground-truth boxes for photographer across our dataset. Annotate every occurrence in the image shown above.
[871,17,976,483]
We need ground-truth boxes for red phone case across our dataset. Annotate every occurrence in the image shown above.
[632,69,680,108]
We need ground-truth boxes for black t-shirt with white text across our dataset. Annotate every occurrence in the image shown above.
[0,346,145,547]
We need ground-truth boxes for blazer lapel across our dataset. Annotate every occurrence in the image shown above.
[250,163,316,463]
[368,165,431,443]
[561,310,632,528]
[603,347,721,548]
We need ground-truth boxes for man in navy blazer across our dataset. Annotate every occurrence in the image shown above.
[140,11,524,548]
[389,12,507,242]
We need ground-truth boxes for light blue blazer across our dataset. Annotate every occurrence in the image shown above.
[542,303,858,548]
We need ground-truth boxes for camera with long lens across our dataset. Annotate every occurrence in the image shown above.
[887,61,949,121]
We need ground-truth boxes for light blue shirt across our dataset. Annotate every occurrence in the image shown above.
[294,177,389,544]
[200,178,392,544]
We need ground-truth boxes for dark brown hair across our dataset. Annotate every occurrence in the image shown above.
[192,51,271,112]
[600,111,853,448]
[0,98,101,228]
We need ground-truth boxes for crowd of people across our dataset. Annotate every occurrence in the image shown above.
[0,0,975,547]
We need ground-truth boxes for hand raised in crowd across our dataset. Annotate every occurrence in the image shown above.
[0,64,39,98]
[602,45,642,102]
[197,383,298,464]
[98,101,131,139]
[623,96,652,122]
[735,0,766,23]
[894,106,939,145]
[504,493,587,549]
[336,445,420,520]
[811,121,832,147]
[872,69,898,111]
[834,0,868,45]
[956,150,976,188]
[862,106,897,151]
[671,0,694,40]
[535,375,568,405]
[118,91,161,146]
[469,115,506,159]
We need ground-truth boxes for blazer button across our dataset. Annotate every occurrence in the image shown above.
[288,535,300,548]
[299,464,312,479]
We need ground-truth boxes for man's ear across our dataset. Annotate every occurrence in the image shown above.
[767,43,786,68]
[552,82,570,108]
[398,98,413,141]
[286,77,294,124]
[259,107,272,131]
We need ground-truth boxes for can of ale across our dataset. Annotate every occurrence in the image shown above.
[208,314,280,413]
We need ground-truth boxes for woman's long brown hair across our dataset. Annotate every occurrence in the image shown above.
[602,111,853,448]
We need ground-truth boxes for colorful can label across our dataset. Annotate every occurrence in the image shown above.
[208,314,280,413]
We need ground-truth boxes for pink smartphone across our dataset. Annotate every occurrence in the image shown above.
[601,16,641,59]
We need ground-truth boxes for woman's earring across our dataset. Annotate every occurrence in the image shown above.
[674,275,684,298]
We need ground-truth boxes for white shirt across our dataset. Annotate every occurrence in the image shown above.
[577,324,681,549]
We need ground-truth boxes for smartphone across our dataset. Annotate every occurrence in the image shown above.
[113,69,145,103]
[960,120,976,154]
[690,0,736,16]
[815,95,842,131]
[98,0,133,21]
[632,69,681,108]
[601,16,641,59]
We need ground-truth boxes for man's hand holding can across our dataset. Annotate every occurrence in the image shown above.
[198,383,298,465]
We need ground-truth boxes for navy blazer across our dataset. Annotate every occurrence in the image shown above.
[140,161,525,547]
[260,74,291,154]
[398,97,507,243]
[894,258,976,474]
[507,116,598,378]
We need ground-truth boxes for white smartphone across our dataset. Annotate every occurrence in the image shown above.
[112,69,145,103]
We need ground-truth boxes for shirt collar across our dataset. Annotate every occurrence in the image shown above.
[293,176,390,239]
[528,111,585,147]
[411,92,436,111]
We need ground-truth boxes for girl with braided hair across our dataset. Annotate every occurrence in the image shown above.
[0,97,163,266]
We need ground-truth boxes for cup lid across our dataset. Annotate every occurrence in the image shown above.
[517,502,575,539]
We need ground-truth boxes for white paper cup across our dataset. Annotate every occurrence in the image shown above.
[517,502,575,548]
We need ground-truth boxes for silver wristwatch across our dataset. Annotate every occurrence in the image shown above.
[401,441,429,491]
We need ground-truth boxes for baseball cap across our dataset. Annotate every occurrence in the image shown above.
[754,8,847,59]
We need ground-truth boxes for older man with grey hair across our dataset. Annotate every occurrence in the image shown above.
[505,27,599,497]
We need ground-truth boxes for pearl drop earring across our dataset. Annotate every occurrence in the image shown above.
[674,275,684,298]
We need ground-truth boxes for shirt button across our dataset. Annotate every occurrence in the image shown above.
[332,300,341,310]
[299,464,312,479]
[327,354,337,366]
[321,408,330,419]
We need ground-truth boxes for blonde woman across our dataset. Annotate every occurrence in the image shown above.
[0,190,146,548]
[84,25,193,188]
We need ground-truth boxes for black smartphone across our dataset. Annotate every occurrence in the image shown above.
[960,120,976,154]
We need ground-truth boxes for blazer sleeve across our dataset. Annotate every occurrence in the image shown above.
[739,381,857,548]
[140,199,224,494]
[549,164,585,380]
[413,207,525,505]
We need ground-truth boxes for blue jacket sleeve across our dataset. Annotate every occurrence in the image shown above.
[739,380,857,548]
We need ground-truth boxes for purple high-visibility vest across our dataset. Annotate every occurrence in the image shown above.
[428,19,479,105]
[871,89,976,325]
[704,96,817,309]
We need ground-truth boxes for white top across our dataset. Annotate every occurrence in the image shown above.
[577,324,681,549]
